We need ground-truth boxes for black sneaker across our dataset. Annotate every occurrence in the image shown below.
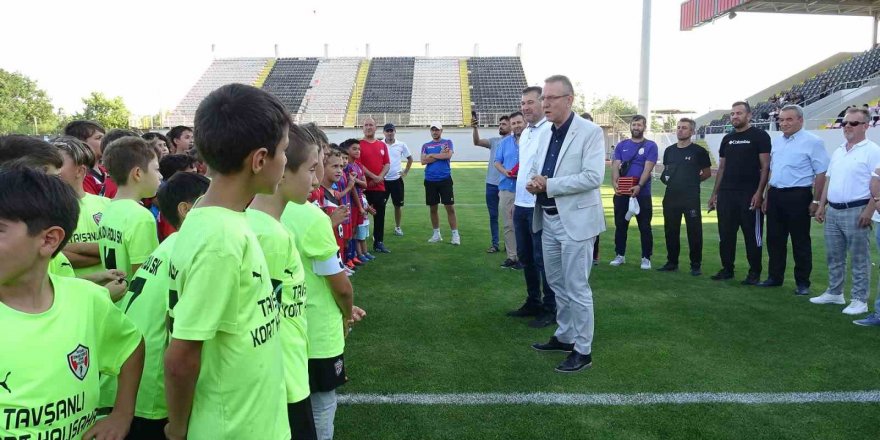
[554,350,592,373]
[741,273,760,285]
[656,263,678,272]
[510,261,524,270]
[528,311,557,328]
[711,270,734,281]
[532,336,574,353]
[690,266,702,276]
[500,259,516,268]
[506,305,541,317]
[373,242,391,253]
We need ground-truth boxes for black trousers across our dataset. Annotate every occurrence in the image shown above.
[717,189,763,276]
[365,190,388,245]
[612,194,653,258]
[765,187,813,286]
[662,195,702,267]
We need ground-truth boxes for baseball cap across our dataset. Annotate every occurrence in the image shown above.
[383,123,395,132]
[430,121,443,130]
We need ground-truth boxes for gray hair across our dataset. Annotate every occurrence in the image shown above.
[846,107,871,123]
[544,75,574,96]
[780,104,804,119]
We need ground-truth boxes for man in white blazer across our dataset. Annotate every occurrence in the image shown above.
[526,74,606,373]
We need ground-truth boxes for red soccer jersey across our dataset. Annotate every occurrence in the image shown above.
[82,165,118,198]
[358,139,390,192]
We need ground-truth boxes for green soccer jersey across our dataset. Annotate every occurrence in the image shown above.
[169,206,289,440]
[98,199,159,281]
[98,234,177,416]
[0,274,142,440]
[281,201,345,359]
[49,252,76,278]
[71,193,111,277]
[246,208,310,403]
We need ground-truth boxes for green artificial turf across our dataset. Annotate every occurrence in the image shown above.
[336,163,880,439]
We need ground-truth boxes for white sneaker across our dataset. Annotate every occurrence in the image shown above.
[842,300,868,315]
[394,227,403,236]
[428,233,443,243]
[451,232,461,246]
[809,292,846,305]
[640,258,651,270]
[609,255,625,266]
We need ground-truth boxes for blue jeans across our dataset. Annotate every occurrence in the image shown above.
[486,184,500,247]
[514,206,556,311]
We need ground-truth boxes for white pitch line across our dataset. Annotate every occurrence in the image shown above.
[338,391,880,406]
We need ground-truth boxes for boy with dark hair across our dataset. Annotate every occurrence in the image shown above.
[166,125,194,154]
[248,124,322,439]
[164,83,291,440]
[311,150,352,273]
[335,146,358,271]
[159,153,198,181]
[118,171,210,439]
[341,139,374,264]
[143,132,170,157]
[64,120,109,196]
[0,167,145,440]
[282,134,363,440]
[98,137,162,280]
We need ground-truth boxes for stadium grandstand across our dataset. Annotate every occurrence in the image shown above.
[166,55,527,128]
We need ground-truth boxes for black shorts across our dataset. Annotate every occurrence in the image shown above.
[288,397,318,440]
[126,416,167,440]
[424,178,454,206]
[308,354,347,393]
[385,178,405,207]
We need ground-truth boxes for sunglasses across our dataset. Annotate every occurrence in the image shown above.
[842,121,867,127]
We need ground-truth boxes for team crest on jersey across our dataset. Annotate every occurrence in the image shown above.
[92,212,102,225]
[334,359,344,376]
[67,344,90,380]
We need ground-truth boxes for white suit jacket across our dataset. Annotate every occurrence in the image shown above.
[530,113,606,241]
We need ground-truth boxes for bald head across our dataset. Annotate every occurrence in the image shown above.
[363,117,377,140]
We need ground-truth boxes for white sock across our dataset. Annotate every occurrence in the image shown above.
[433,228,440,234]
[452,229,459,235]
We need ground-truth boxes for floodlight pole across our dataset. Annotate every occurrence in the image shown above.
[638,0,652,125]
[873,14,878,48]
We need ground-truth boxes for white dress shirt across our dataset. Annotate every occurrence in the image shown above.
[515,118,551,208]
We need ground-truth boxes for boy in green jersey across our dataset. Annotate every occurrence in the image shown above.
[116,171,209,439]
[98,137,162,281]
[248,124,322,439]
[164,84,291,440]
[281,128,365,440]
[0,167,145,440]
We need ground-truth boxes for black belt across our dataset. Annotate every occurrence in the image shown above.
[828,199,869,210]
[769,186,812,193]
[542,207,559,216]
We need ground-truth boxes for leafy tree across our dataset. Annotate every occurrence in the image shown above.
[0,69,57,134]
[590,96,639,122]
[73,92,130,129]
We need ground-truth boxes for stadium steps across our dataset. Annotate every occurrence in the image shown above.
[409,58,463,127]
[459,59,473,126]
[344,59,371,127]
[252,58,276,88]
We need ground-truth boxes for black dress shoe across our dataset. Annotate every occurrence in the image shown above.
[710,270,734,281]
[555,350,592,373]
[741,273,760,285]
[506,305,541,317]
[756,279,783,287]
[528,311,556,328]
[690,266,702,276]
[656,263,678,272]
[500,259,516,268]
[794,285,810,296]
[532,336,573,353]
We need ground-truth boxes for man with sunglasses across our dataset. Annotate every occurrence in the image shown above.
[813,107,880,316]
[758,105,828,295]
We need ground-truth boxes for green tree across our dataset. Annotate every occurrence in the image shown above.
[0,69,57,134]
[590,95,639,122]
[74,92,130,129]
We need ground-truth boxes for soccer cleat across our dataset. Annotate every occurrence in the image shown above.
[810,292,846,305]
[842,300,868,315]
[640,258,651,270]
[609,255,625,266]
[451,232,461,246]
[394,227,404,236]
[428,233,443,243]
[853,312,880,326]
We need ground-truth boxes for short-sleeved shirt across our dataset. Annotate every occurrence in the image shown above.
[247,209,310,403]
[769,129,830,188]
[98,199,159,281]
[422,139,454,182]
[358,139,390,192]
[385,141,412,181]
[485,136,505,185]
[826,139,880,203]
[281,201,345,360]
[169,206,289,440]
[345,162,366,228]
[49,252,76,278]
[662,143,712,199]
[718,127,772,192]
[71,193,111,277]
[0,274,141,440]
[494,135,519,192]
[613,138,659,195]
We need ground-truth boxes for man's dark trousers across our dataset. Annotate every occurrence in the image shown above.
[513,206,555,312]
[662,195,702,267]
[366,190,388,245]
[765,187,813,286]
[717,189,763,276]
[612,194,653,258]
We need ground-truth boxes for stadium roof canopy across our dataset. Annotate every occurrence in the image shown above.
[681,0,880,31]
